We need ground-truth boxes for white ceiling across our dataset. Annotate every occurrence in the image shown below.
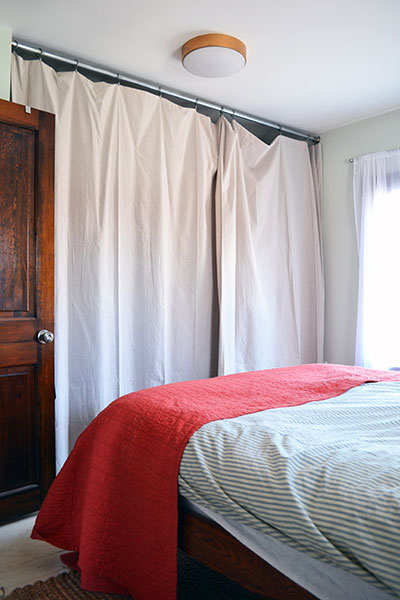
[1,0,399,134]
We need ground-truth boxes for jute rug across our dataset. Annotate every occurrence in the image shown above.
[5,550,267,599]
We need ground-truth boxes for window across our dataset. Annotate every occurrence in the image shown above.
[353,149,400,370]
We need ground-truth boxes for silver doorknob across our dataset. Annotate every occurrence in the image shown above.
[37,329,55,344]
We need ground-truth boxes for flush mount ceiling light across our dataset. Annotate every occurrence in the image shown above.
[182,33,247,78]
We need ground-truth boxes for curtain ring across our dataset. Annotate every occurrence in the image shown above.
[38,48,43,61]
[194,98,198,112]
[220,106,224,117]
[158,86,162,97]
[74,59,79,72]
[117,73,121,85]
[13,41,19,53]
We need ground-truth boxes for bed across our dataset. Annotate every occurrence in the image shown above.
[31,364,400,600]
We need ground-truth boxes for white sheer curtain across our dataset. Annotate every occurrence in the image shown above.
[216,119,324,374]
[353,148,400,369]
[12,55,219,468]
[12,55,324,467]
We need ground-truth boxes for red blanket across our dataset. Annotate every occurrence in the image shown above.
[32,364,400,599]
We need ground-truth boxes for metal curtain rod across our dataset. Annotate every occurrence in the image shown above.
[12,40,320,144]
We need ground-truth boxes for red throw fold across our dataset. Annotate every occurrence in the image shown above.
[32,364,400,599]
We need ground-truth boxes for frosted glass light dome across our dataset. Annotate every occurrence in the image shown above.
[182,34,247,78]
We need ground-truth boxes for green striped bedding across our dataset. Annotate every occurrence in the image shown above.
[178,381,400,598]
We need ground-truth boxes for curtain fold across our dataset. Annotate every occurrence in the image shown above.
[353,149,400,369]
[12,55,324,467]
[309,142,325,361]
[216,119,324,374]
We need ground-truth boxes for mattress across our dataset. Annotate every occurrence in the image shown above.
[179,381,400,599]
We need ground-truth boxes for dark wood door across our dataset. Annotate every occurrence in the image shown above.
[0,99,55,523]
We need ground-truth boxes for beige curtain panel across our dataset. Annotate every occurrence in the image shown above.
[216,119,324,374]
[12,54,323,468]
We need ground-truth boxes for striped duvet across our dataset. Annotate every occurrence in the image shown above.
[179,381,400,598]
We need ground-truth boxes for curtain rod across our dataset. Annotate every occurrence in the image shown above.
[12,40,320,145]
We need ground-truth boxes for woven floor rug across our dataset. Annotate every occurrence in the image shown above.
[5,549,267,600]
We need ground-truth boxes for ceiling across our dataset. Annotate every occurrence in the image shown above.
[1,0,399,134]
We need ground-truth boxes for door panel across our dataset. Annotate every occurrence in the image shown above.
[0,123,35,314]
[0,366,36,493]
[0,99,55,523]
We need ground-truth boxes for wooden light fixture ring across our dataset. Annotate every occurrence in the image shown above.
[182,34,247,64]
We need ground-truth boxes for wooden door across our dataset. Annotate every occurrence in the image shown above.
[0,99,55,523]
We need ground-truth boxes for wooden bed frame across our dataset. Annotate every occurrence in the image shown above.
[178,505,318,600]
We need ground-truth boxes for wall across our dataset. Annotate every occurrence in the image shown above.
[0,25,11,100]
[321,108,400,365]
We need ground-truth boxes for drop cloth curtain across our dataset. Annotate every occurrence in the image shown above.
[12,54,324,468]
[353,149,400,369]
[12,55,219,468]
[216,119,324,374]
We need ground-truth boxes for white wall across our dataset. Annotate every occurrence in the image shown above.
[321,108,400,365]
[0,25,11,100]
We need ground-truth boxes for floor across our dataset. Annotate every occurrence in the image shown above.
[0,514,68,598]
